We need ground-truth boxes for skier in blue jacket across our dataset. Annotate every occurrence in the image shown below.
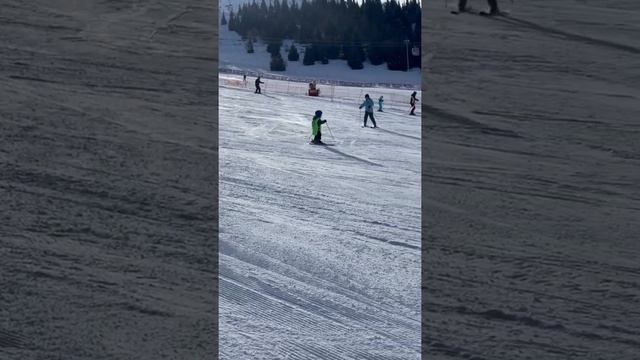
[359,94,377,128]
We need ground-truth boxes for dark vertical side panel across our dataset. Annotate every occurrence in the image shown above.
[422,1,640,359]
[0,1,218,358]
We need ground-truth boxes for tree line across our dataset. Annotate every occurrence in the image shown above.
[222,0,421,71]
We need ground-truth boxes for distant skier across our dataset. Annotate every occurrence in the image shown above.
[409,91,419,115]
[359,94,377,128]
[378,96,384,112]
[310,110,327,145]
[255,76,264,94]
[243,74,247,87]
[458,0,499,15]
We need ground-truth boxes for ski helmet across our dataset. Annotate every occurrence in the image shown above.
[365,94,370,98]
[315,110,322,117]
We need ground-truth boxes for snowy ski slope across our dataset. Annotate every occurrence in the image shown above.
[219,80,421,358]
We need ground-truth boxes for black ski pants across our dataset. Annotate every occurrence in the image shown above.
[364,112,377,127]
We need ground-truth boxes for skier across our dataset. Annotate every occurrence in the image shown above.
[458,0,499,15]
[255,76,264,94]
[310,110,327,145]
[243,74,247,87]
[359,94,377,128]
[409,91,419,115]
[378,96,384,112]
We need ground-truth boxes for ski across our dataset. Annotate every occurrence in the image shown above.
[308,142,335,146]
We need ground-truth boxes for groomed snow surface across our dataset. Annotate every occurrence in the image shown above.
[219,78,422,359]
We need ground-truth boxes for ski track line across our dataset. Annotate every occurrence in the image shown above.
[220,257,419,346]
[219,275,419,358]
[229,149,387,197]
[429,300,640,350]
[432,138,563,160]
[430,272,640,321]
[150,8,191,39]
[221,179,420,255]
[2,145,209,199]
[221,260,420,337]
[221,278,401,360]
[220,296,346,346]
[2,172,210,226]
[349,229,421,251]
[220,247,421,329]
[220,276,351,331]
[425,173,625,209]
[428,196,640,266]
[2,118,215,158]
[44,160,210,198]
[224,142,392,184]
[288,341,355,360]
[6,80,216,155]
[491,15,640,55]
[424,104,522,138]
[0,329,27,350]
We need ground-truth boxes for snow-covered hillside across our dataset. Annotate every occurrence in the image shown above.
[219,23,421,87]
[219,80,421,358]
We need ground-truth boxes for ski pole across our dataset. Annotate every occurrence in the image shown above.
[326,122,335,140]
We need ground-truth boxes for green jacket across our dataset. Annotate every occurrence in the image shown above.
[311,116,326,136]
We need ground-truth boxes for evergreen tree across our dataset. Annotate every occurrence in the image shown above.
[385,43,406,71]
[221,12,227,26]
[347,56,364,70]
[267,41,282,56]
[270,53,286,71]
[302,46,315,65]
[288,44,300,61]
[346,45,364,70]
[367,43,385,66]
[230,0,421,71]
[311,43,324,63]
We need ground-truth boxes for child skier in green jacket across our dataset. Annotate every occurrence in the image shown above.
[311,110,327,144]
